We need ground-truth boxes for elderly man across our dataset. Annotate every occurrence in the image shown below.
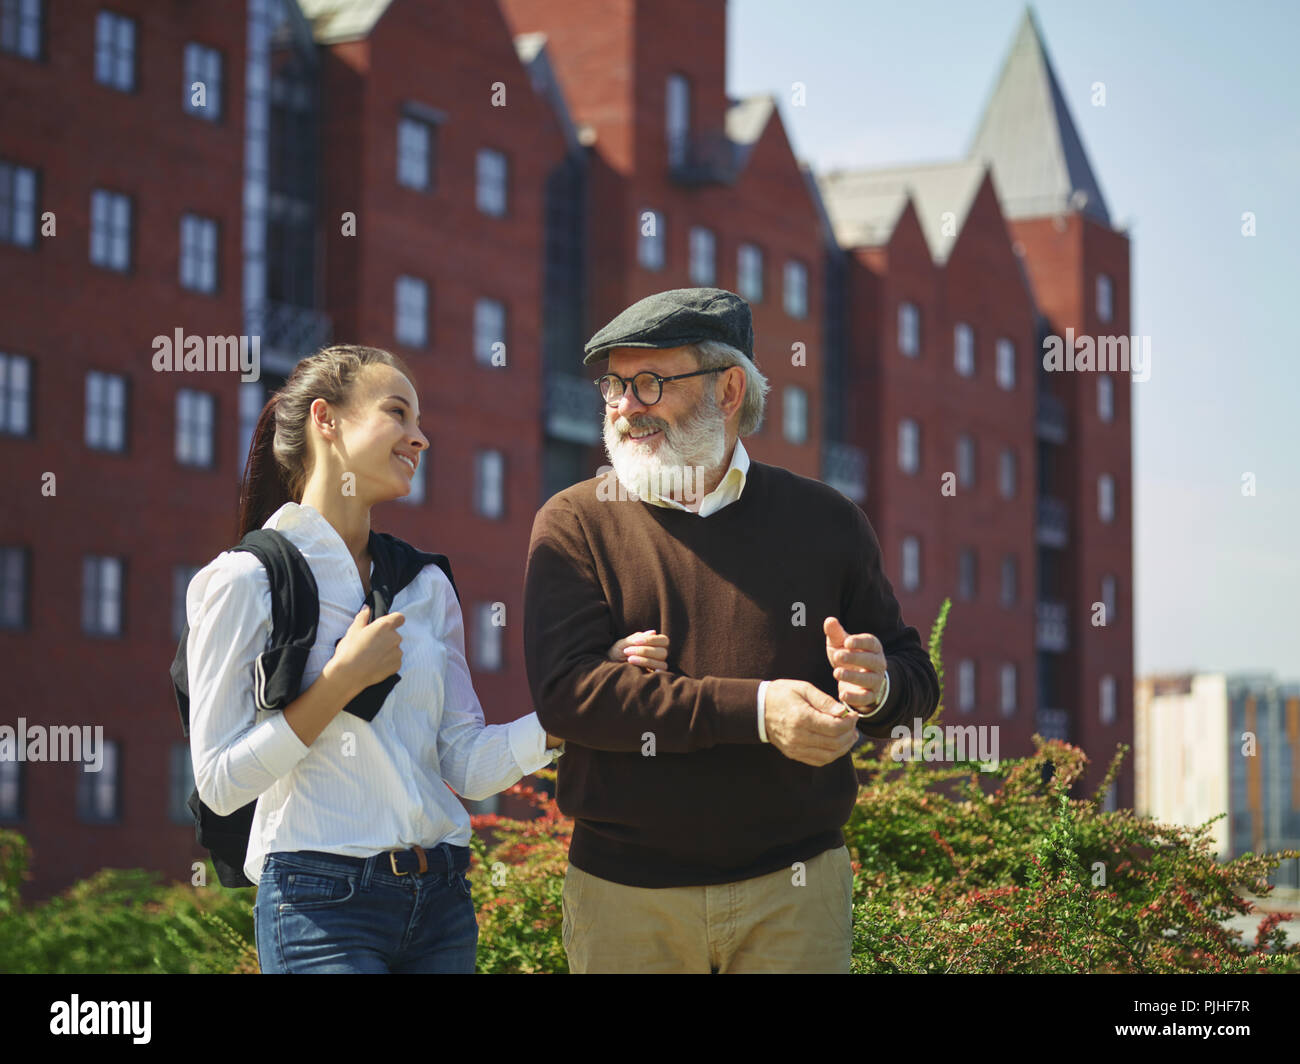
[523,287,939,973]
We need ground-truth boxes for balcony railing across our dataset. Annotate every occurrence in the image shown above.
[668,130,737,185]
[249,300,333,360]
[1037,496,1068,548]
[546,372,603,445]
[822,441,867,503]
[1035,706,1070,741]
[1036,599,1069,652]
[1036,392,1067,444]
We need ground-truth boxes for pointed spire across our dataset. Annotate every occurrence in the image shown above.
[968,6,1111,225]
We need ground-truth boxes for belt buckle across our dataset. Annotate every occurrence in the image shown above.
[389,850,408,876]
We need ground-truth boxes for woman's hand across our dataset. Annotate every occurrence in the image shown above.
[323,604,405,695]
[607,630,670,672]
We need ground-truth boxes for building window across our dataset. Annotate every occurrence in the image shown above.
[473,602,504,671]
[76,740,120,821]
[1098,473,1114,523]
[0,351,32,436]
[783,260,808,319]
[0,160,37,246]
[737,243,763,303]
[957,433,975,489]
[666,72,690,169]
[1000,554,1017,607]
[90,188,131,271]
[0,0,41,59]
[183,42,222,119]
[394,275,428,348]
[94,10,135,92]
[958,548,977,601]
[1101,574,1116,622]
[176,389,215,468]
[637,208,664,270]
[958,660,975,713]
[954,322,974,377]
[85,370,127,452]
[0,546,27,629]
[1096,274,1113,323]
[1100,674,1116,725]
[996,338,1015,389]
[1000,663,1017,716]
[901,535,920,591]
[397,443,427,505]
[169,743,195,824]
[82,555,123,636]
[179,213,218,293]
[898,302,919,357]
[689,226,715,285]
[474,298,506,367]
[172,564,199,640]
[898,418,919,475]
[0,758,21,820]
[999,447,1016,499]
[476,148,507,216]
[1098,375,1114,422]
[397,116,432,190]
[783,386,808,444]
[475,450,504,519]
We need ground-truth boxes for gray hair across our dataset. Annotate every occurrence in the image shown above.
[690,339,769,436]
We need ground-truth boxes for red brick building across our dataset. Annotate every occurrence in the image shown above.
[0,1,1132,898]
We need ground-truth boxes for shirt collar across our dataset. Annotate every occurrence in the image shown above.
[265,500,356,564]
[643,437,750,514]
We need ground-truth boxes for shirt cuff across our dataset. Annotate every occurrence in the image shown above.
[508,712,561,776]
[246,711,311,777]
[757,680,771,743]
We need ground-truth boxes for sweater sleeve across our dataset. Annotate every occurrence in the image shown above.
[523,495,762,753]
[841,504,941,740]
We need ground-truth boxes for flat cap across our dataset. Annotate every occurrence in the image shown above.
[582,287,754,365]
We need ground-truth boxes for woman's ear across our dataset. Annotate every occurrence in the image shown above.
[309,396,336,440]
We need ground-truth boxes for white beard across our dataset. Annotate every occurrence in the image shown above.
[604,391,728,506]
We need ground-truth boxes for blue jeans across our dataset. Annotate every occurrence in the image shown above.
[253,846,478,973]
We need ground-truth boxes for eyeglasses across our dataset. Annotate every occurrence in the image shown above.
[595,368,725,406]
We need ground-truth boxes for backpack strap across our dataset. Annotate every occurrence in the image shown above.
[335,531,459,723]
[233,529,320,712]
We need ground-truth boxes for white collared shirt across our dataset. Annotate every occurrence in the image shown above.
[186,500,556,883]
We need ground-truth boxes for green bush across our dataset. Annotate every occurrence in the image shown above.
[3,598,1295,973]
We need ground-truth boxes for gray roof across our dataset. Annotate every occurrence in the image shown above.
[968,7,1111,224]
[295,0,393,43]
[816,160,986,263]
[726,94,776,173]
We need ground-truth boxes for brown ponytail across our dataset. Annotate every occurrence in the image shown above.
[235,344,417,540]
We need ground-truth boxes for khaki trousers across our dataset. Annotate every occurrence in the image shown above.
[561,845,853,973]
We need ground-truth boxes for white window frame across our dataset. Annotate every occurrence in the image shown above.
[176,388,215,468]
[737,242,763,303]
[90,188,131,271]
[999,447,1016,499]
[783,386,808,444]
[0,546,27,629]
[1101,574,1116,622]
[474,297,506,366]
[475,449,505,519]
[94,10,134,92]
[958,659,975,713]
[82,555,123,636]
[0,351,32,436]
[1096,274,1113,323]
[898,302,919,357]
[666,72,690,169]
[1000,554,1017,607]
[958,548,977,600]
[475,147,507,216]
[901,535,920,591]
[898,418,919,475]
[179,213,218,293]
[474,602,504,672]
[85,370,127,451]
[1000,663,1017,716]
[783,260,808,319]
[1100,674,1116,725]
[0,159,37,246]
[957,433,975,489]
[183,42,222,119]
[637,207,664,270]
[954,322,974,377]
[996,338,1015,390]
[688,225,715,285]
[0,0,42,60]
[1098,375,1114,423]
[394,275,428,348]
[76,740,119,821]
[397,116,432,190]
[1098,473,1114,523]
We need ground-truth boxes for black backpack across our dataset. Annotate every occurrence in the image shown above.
[170,526,458,887]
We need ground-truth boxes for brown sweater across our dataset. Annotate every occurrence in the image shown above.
[522,459,940,887]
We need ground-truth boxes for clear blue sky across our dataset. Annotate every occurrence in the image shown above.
[728,0,1300,682]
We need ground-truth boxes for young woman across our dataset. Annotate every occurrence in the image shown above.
[186,344,669,973]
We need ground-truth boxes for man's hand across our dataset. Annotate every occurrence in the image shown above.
[762,679,860,766]
[824,616,887,714]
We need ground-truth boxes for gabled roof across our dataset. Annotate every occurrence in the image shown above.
[296,0,394,44]
[967,7,1111,224]
[514,32,582,153]
[726,94,776,173]
[816,160,986,263]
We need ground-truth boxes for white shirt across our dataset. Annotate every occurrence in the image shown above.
[185,500,557,883]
